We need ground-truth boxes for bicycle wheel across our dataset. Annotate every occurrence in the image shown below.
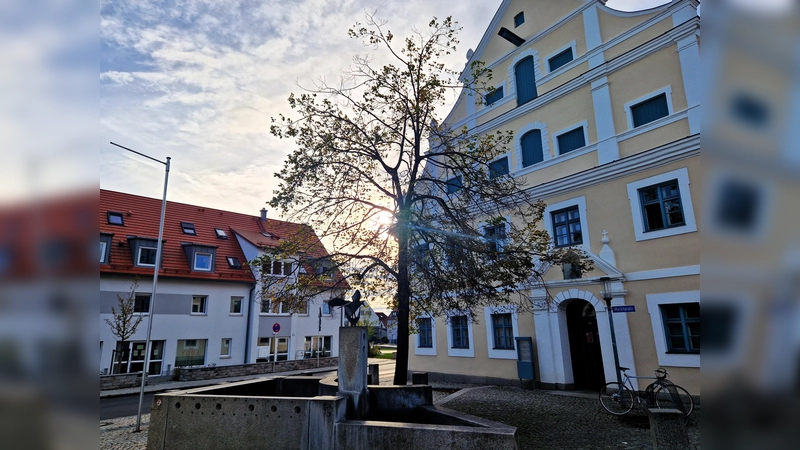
[599,382,634,415]
[654,384,694,416]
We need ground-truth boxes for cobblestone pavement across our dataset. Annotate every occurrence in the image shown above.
[101,414,149,450]
[439,386,700,450]
[101,384,699,449]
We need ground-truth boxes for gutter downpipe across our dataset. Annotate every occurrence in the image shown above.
[244,285,255,364]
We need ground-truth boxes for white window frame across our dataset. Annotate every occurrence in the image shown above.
[626,168,697,241]
[191,295,207,315]
[483,306,519,359]
[624,86,674,130]
[488,154,511,179]
[414,315,437,356]
[193,252,213,271]
[230,296,243,315]
[514,122,551,171]
[480,217,510,253]
[137,246,157,267]
[507,48,542,101]
[545,40,577,74]
[646,291,700,368]
[99,240,107,263]
[553,121,589,156]
[544,196,590,252]
[482,81,507,107]
[220,338,232,358]
[322,301,332,316]
[446,313,475,358]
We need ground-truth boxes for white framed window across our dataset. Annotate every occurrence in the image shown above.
[304,336,332,358]
[230,296,243,315]
[415,316,437,356]
[544,196,590,251]
[220,338,232,357]
[624,86,673,130]
[191,295,207,314]
[553,121,589,156]
[193,252,213,271]
[137,246,157,266]
[482,219,508,253]
[483,306,519,359]
[488,155,510,179]
[545,40,577,74]
[626,168,697,241]
[446,313,474,358]
[646,291,700,368]
[322,301,332,315]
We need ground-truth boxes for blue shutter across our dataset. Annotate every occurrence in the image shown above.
[631,93,669,127]
[557,128,586,154]
[521,130,543,167]
[515,56,538,106]
[548,48,574,72]
[489,157,509,179]
[484,86,504,106]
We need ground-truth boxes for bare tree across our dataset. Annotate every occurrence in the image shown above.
[268,15,591,384]
[104,279,144,373]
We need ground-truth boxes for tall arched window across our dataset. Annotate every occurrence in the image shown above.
[515,56,538,106]
[521,129,543,167]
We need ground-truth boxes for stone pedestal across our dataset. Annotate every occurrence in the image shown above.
[648,408,690,449]
[338,326,369,419]
[368,364,380,385]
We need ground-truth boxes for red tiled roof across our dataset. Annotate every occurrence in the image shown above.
[100,189,337,284]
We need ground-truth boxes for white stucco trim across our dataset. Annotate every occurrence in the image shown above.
[414,315,437,356]
[545,40,578,74]
[624,86,674,131]
[514,122,551,171]
[626,167,697,241]
[483,306,520,360]
[543,196,591,254]
[534,287,638,390]
[553,121,590,156]
[507,48,542,100]
[646,291,700,368]
[625,265,700,281]
[446,313,475,358]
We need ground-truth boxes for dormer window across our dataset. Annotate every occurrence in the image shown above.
[181,222,196,235]
[215,228,227,239]
[181,243,218,273]
[107,211,124,226]
[194,252,212,271]
[127,236,163,268]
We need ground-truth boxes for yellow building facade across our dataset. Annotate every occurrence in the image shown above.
[408,0,701,394]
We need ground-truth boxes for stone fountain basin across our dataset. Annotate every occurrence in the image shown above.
[146,376,518,450]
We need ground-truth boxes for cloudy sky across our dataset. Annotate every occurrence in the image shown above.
[100,0,669,218]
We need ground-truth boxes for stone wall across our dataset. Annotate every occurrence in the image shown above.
[175,357,338,381]
[100,373,144,390]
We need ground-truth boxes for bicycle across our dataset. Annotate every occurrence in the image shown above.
[599,366,694,416]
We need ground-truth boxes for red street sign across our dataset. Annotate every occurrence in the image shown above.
[272,323,281,334]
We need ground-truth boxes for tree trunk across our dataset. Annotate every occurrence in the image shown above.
[393,212,411,385]
[393,265,410,385]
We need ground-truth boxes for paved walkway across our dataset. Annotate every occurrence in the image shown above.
[101,361,699,450]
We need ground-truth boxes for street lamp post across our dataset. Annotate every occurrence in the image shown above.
[110,142,171,432]
[600,276,623,386]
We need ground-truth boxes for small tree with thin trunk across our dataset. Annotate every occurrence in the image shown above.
[104,280,143,373]
[268,15,591,385]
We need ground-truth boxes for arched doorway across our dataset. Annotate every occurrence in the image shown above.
[566,300,606,390]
